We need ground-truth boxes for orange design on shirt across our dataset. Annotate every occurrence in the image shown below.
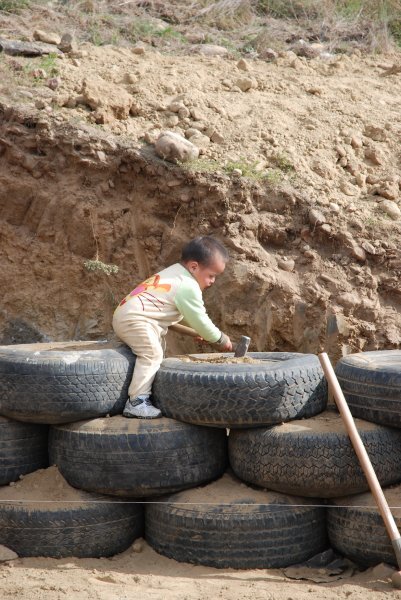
[119,274,172,311]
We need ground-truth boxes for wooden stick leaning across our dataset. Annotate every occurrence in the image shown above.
[318,352,401,571]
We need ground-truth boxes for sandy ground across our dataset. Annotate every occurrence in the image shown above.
[1,540,400,600]
[0,468,398,599]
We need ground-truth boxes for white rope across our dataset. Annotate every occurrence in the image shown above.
[0,500,396,508]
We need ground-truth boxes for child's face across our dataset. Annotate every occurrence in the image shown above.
[186,254,226,291]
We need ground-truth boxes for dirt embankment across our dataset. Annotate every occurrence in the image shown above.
[0,42,401,359]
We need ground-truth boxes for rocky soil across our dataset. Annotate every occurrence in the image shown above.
[0,7,401,361]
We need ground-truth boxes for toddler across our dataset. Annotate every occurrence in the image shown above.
[112,236,232,418]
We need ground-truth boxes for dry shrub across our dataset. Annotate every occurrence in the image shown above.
[190,0,256,28]
[254,0,401,51]
[185,0,401,48]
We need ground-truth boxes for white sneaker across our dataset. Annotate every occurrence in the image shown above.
[123,397,162,419]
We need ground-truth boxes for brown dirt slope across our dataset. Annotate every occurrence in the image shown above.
[0,15,401,358]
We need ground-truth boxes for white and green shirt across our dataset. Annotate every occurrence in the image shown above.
[114,263,221,343]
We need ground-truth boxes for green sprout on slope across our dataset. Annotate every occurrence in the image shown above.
[83,259,119,276]
[83,211,119,276]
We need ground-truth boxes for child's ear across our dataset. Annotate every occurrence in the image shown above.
[186,260,199,273]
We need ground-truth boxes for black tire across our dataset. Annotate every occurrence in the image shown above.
[229,409,401,497]
[336,350,401,428]
[145,472,327,569]
[327,485,401,567]
[0,417,48,485]
[49,416,227,497]
[0,492,144,558]
[0,341,135,424]
[153,352,327,428]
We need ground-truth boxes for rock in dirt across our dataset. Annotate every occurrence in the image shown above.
[35,98,48,110]
[278,258,295,272]
[123,73,137,84]
[0,545,18,562]
[351,136,363,148]
[185,127,199,139]
[380,63,401,77]
[290,40,322,59]
[132,43,146,55]
[81,77,133,123]
[235,77,258,92]
[33,30,61,46]
[373,181,399,200]
[165,114,179,127]
[320,223,331,234]
[337,292,361,309]
[370,563,395,579]
[340,181,358,196]
[350,244,367,262]
[309,208,326,227]
[168,101,186,114]
[0,38,62,57]
[187,131,210,150]
[380,199,401,220]
[155,131,199,163]
[260,48,278,61]
[237,58,250,71]
[361,241,376,255]
[196,44,228,57]
[47,77,61,91]
[190,108,204,121]
[355,173,366,188]
[57,33,76,54]
[185,32,206,44]
[210,131,225,144]
[365,146,384,166]
[132,539,144,553]
[364,124,387,142]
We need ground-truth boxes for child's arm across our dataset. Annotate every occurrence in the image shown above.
[174,280,222,344]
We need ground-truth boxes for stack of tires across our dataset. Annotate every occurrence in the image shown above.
[0,341,227,559]
[330,350,401,567]
[1,342,401,570]
[152,350,401,569]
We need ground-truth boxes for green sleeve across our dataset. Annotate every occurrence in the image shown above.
[175,279,221,343]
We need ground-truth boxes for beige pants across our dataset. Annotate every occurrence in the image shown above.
[112,313,164,400]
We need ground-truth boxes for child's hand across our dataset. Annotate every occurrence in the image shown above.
[214,332,233,352]
[221,337,233,352]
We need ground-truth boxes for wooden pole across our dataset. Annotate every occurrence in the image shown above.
[318,352,401,568]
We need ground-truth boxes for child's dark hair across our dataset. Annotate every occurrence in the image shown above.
[181,236,229,266]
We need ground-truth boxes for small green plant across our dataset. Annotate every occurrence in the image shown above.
[389,18,401,45]
[271,152,294,173]
[0,0,29,12]
[88,23,104,46]
[218,37,240,52]
[223,159,270,180]
[364,216,378,228]
[155,26,186,41]
[182,156,286,183]
[128,19,165,43]
[84,210,119,276]
[182,158,221,173]
[257,0,320,18]
[84,259,119,276]
[38,53,59,75]
[265,168,284,185]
